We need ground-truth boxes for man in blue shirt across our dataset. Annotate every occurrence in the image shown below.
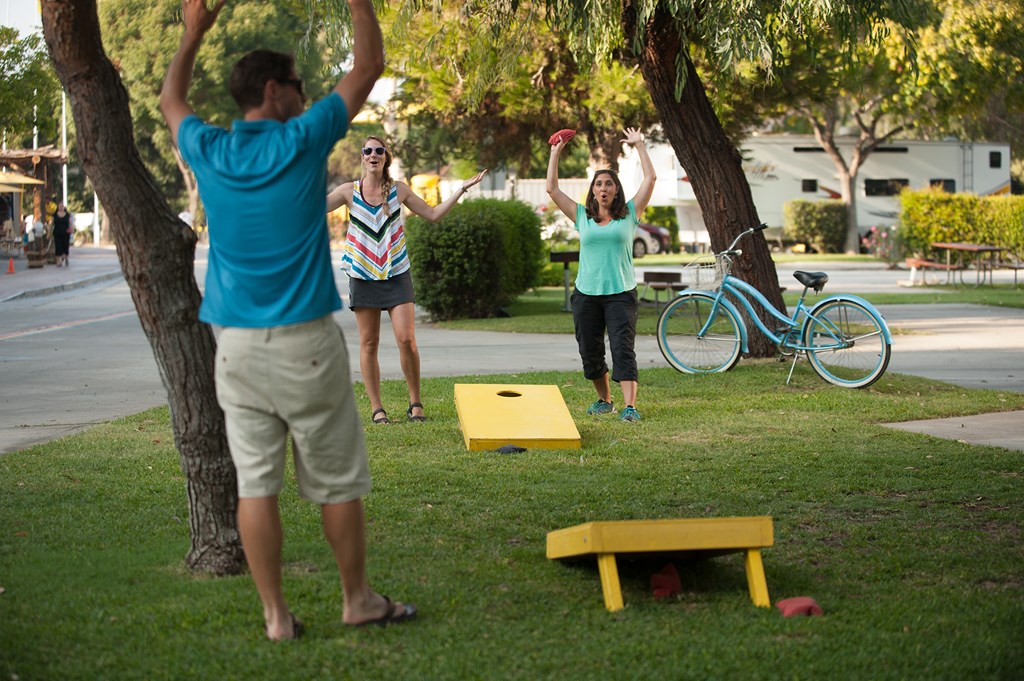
[161,0,415,640]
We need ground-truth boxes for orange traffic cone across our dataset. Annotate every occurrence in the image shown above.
[6,257,14,274]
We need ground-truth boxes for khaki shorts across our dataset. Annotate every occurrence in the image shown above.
[214,315,371,504]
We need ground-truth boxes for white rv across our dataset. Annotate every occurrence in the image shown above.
[618,134,1012,247]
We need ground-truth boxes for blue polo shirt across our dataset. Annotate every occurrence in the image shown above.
[178,93,348,327]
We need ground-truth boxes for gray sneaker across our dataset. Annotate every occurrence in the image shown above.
[619,406,641,422]
[586,399,615,415]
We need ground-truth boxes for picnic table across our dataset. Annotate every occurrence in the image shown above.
[930,241,1004,286]
[549,250,579,312]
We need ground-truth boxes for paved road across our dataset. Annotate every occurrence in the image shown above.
[2,247,1021,453]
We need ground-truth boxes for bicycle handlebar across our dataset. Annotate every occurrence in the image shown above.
[724,223,769,254]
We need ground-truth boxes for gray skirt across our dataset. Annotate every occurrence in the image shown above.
[348,270,415,310]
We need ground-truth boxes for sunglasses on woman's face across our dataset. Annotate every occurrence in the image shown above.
[362,146,386,156]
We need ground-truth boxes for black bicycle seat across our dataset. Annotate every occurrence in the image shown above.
[793,271,829,291]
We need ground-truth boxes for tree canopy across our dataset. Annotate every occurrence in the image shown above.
[98,0,334,211]
[0,26,61,150]
[381,3,658,177]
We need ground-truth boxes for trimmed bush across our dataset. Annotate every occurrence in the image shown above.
[899,190,979,256]
[783,200,847,253]
[405,199,543,320]
[978,196,1024,257]
[899,190,1024,258]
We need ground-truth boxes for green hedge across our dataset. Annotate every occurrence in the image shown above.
[899,190,1024,258]
[405,199,543,320]
[783,199,847,253]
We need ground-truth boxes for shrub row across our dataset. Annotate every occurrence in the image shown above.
[900,190,1024,258]
[782,199,847,253]
[405,198,543,320]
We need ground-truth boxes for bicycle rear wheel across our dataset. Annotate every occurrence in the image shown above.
[657,292,742,373]
[802,299,891,388]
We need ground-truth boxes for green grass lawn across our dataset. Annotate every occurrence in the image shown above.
[2,367,1023,680]
[435,286,1024,334]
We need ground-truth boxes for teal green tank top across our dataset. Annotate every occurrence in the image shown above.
[573,199,638,296]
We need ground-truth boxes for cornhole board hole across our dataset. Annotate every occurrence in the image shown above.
[546,516,774,612]
[453,384,581,451]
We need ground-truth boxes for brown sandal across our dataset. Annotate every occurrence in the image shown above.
[406,402,426,422]
[371,408,390,425]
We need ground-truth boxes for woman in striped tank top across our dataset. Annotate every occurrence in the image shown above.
[327,136,487,424]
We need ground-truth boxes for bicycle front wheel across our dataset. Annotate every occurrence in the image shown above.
[657,292,742,373]
[802,299,891,388]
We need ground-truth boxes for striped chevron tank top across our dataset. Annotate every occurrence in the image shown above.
[341,181,410,281]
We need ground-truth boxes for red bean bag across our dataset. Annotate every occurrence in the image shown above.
[548,129,576,145]
[650,563,681,599]
[775,596,823,617]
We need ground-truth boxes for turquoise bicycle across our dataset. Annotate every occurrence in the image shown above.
[656,224,892,388]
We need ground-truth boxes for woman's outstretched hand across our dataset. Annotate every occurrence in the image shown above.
[461,169,489,192]
[622,127,644,146]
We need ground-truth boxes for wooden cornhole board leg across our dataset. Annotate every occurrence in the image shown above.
[596,553,624,612]
[745,548,770,607]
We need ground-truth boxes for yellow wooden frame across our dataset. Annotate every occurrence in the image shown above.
[546,517,774,612]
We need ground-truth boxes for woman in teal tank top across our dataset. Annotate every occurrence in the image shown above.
[546,127,656,423]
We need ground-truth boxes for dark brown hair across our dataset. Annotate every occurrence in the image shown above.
[229,50,296,112]
[584,170,627,221]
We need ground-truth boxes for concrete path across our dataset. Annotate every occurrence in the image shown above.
[2,246,1021,452]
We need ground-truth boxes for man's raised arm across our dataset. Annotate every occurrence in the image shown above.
[161,0,226,145]
[333,0,385,124]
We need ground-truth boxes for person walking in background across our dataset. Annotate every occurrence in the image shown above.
[327,138,486,425]
[546,127,656,423]
[52,203,73,267]
[160,0,415,640]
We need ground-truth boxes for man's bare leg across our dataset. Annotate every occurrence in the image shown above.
[322,498,412,623]
[238,496,298,640]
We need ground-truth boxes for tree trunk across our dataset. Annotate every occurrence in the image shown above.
[172,146,199,220]
[580,123,621,173]
[622,2,784,358]
[41,0,244,575]
[811,122,862,254]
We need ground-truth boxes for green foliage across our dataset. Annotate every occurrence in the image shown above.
[978,196,1024,258]
[900,190,1024,257]
[0,27,61,148]
[783,200,847,253]
[368,3,658,178]
[899,190,979,255]
[99,0,333,209]
[907,1,1024,148]
[499,199,546,296]
[405,198,543,319]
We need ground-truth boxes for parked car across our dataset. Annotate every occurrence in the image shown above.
[634,223,671,258]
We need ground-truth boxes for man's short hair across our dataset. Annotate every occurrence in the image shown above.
[229,50,297,112]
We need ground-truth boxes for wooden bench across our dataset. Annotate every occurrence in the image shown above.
[904,257,962,286]
[637,271,688,308]
[996,258,1024,288]
[546,517,774,611]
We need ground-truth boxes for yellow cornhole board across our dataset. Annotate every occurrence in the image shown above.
[547,516,774,611]
[454,384,581,451]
